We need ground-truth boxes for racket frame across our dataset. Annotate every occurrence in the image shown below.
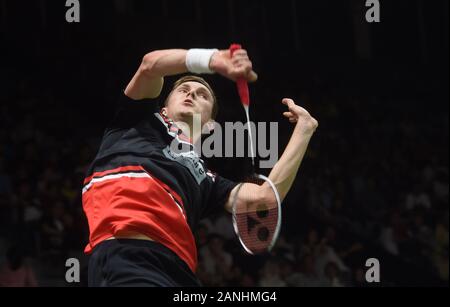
[231,174,282,255]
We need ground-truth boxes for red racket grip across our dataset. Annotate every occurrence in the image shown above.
[229,44,250,106]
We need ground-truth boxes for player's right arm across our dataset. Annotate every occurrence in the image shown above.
[124,49,257,100]
[124,49,187,100]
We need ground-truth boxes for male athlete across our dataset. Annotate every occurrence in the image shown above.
[83,48,318,286]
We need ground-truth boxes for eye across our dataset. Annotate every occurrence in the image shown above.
[198,92,209,100]
[179,88,188,93]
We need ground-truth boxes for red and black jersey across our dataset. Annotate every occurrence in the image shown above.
[82,93,238,273]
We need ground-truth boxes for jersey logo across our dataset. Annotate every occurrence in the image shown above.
[156,112,211,185]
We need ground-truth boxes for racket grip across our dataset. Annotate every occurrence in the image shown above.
[229,44,250,106]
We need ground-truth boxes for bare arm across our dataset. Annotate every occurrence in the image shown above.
[225,98,318,212]
[125,49,258,100]
[267,98,318,201]
[124,49,188,100]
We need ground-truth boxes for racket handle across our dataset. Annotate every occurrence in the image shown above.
[229,44,250,106]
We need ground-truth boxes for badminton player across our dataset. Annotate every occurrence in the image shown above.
[83,47,318,286]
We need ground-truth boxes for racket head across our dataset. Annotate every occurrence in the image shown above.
[231,174,282,255]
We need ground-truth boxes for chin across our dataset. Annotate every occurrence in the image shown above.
[178,110,194,118]
[173,112,194,124]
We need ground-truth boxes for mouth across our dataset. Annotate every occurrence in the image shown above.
[182,99,194,107]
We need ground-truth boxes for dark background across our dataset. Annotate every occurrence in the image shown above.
[0,0,448,287]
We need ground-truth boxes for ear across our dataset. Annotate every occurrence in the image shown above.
[161,107,168,116]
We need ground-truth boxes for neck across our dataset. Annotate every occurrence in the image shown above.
[174,120,202,144]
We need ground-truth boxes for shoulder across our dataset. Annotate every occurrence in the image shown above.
[108,91,161,128]
[117,91,159,110]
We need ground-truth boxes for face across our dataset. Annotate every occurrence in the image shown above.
[164,81,214,127]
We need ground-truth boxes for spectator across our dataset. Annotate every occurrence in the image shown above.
[405,184,431,211]
[39,202,66,255]
[299,228,320,257]
[315,236,349,278]
[324,261,346,287]
[0,246,38,287]
[379,211,407,256]
[209,213,235,241]
[286,254,329,287]
[258,259,286,287]
[351,267,368,287]
[198,234,233,286]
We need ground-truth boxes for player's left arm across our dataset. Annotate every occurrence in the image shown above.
[224,98,318,213]
[266,98,318,201]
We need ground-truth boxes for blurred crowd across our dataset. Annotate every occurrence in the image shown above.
[0,0,447,288]
[0,77,447,287]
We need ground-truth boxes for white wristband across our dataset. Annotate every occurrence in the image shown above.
[185,48,218,74]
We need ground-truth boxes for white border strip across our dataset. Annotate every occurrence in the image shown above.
[82,172,151,194]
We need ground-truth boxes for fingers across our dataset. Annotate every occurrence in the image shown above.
[282,98,297,112]
[283,111,298,124]
[231,50,251,67]
[232,53,249,63]
[232,58,250,68]
[233,58,252,74]
[282,98,296,107]
[231,49,248,59]
[247,70,258,83]
[232,67,257,83]
[281,99,319,131]
[281,98,311,115]
[231,49,256,82]
[215,48,257,83]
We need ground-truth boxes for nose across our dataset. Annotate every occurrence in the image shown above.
[186,90,196,100]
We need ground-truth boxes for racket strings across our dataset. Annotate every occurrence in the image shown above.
[233,178,280,254]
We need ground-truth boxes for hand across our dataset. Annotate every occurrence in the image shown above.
[209,49,258,83]
[282,98,319,135]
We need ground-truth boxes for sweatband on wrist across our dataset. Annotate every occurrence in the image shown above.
[185,48,218,74]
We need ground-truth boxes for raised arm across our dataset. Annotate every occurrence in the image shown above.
[267,98,318,201]
[225,98,318,212]
[124,49,258,100]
